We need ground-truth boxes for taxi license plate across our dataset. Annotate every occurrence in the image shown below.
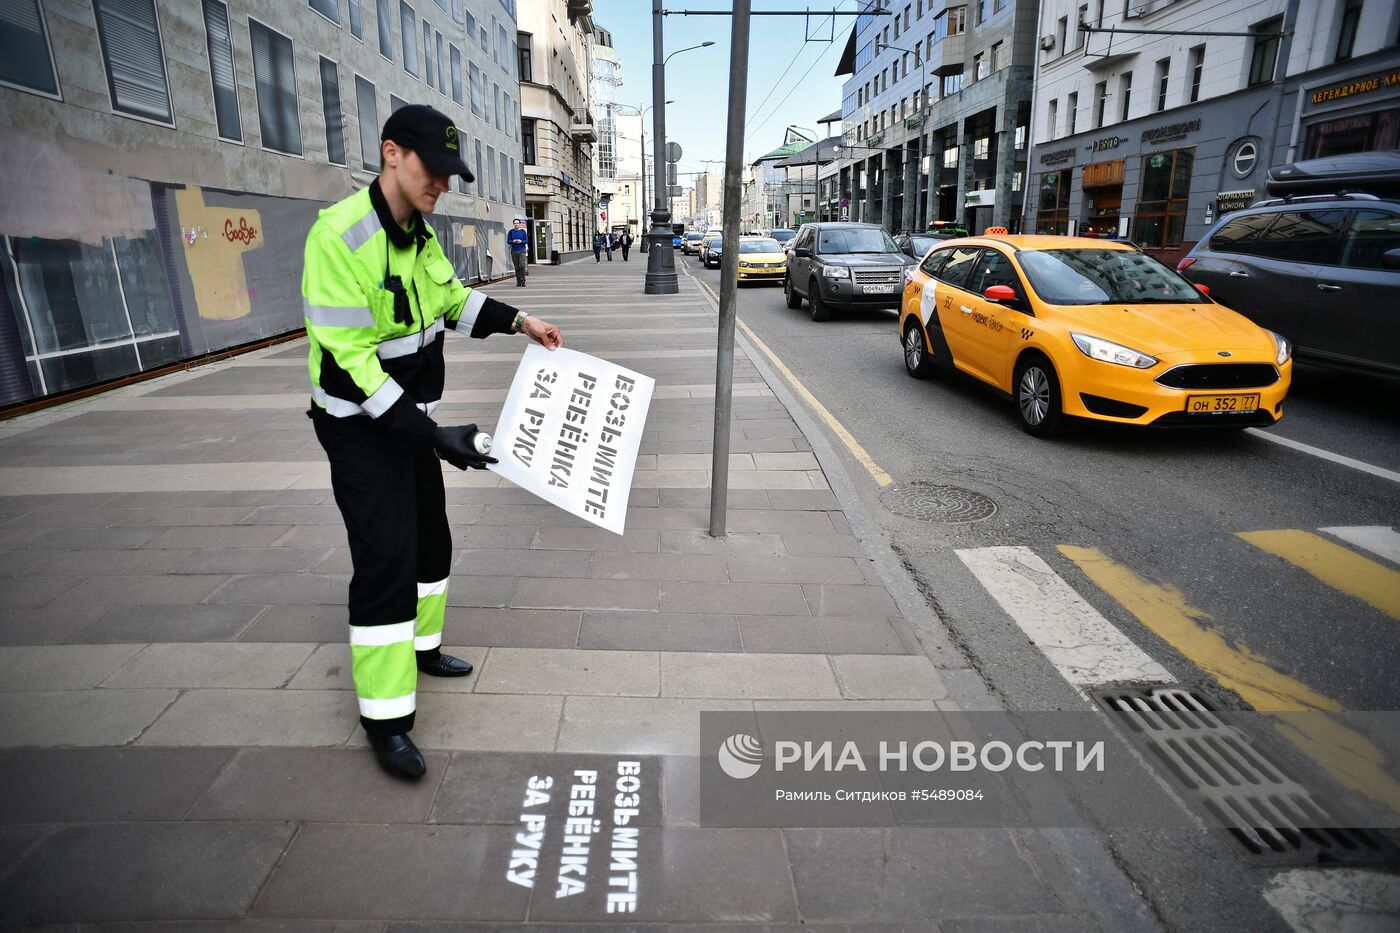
[1186,394,1260,414]
[862,284,895,294]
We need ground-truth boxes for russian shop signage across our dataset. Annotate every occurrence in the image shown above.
[1140,118,1201,145]
[1216,189,1255,214]
[1088,135,1125,153]
[1038,147,1076,165]
[1310,68,1400,105]
[965,189,996,208]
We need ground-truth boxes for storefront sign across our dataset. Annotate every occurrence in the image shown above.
[1038,147,1076,165]
[492,345,654,534]
[1088,135,1125,153]
[1310,69,1400,106]
[1215,189,1255,215]
[965,189,996,208]
[1140,118,1201,145]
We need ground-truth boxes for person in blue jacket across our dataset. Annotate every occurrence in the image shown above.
[507,218,529,287]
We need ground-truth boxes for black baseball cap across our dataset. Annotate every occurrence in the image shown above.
[381,104,474,182]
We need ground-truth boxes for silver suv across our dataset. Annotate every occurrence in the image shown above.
[784,222,916,322]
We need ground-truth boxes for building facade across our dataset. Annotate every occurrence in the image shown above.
[519,0,595,262]
[610,109,648,236]
[831,0,1035,235]
[1025,0,1400,260]
[0,0,524,408]
[589,21,623,237]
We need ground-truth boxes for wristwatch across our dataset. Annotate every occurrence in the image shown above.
[512,310,529,333]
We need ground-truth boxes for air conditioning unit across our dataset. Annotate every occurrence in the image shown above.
[1039,34,1056,52]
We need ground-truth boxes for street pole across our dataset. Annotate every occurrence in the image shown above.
[639,111,648,253]
[644,0,678,294]
[710,0,751,537]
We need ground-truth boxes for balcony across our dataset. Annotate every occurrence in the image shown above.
[931,33,965,77]
[570,113,598,142]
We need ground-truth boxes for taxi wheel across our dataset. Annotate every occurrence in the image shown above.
[784,274,804,309]
[1014,355,1065,437]
[809,279,830,322]
[902,320,936,379]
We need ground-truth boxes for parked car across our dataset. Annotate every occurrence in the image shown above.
[736,237,787,285]
[1176,153,1400,379]
[769,228,798,248]
[900,235,1292,436]
[783,222,916,321]
[682,231,706,254]
[894,233,942,259]
[701,235,724,269]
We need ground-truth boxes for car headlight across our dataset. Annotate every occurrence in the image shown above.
[1269,330,1291,366]
[1071,333,1157,369]
[823,266,850,279]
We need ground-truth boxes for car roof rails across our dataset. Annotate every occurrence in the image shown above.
[1252,190,1384,207]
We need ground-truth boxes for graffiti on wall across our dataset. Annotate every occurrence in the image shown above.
[174,188,264,322]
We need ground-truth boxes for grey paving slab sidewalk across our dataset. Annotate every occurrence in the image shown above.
[0,259,1144,930]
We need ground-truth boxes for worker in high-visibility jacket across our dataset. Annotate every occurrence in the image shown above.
[303,105,563,779]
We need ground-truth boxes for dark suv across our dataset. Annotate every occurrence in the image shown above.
[1178,154,1400,379]
[784,222,916,321]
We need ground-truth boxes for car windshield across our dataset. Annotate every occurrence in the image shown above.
[1017,248,1204,304]
[770,230,796,242]
[686,233,704,240]
[818,228,899,254]
[740,239,782,253]
[706,238,722,248]
[910,236,938,254]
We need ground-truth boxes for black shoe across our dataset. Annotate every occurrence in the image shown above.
[368,732,426,779]
[417,652,474,677]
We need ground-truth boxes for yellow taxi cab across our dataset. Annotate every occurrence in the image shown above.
[899,235,1292,436]
[736,236,788,284]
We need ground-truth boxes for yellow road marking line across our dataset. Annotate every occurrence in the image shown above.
[1239,529,1400,620]
[1059,544,1400,812]
[693,276,894,488]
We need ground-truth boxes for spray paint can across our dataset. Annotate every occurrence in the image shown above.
[472,431,493,456]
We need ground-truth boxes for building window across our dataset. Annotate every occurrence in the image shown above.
[1153,58,1169,111]
[450,44,462,104]
[319,57,345,165]
[1036,168,1072,234]
[487,144,497,200]
[973,52,985,80]
[400,1,418,77]
[943,144,959,168]
[423,20,434,88]
[1188,45,1204,103]
[1335,0,1362,62]
[1134,148,1194,250]
[493,82,501,130]
[500,150,511,205]
[974,0,984,25]
[435,31,445,95]
[0,0,60,97]
[309,0,339,24]
[991,40,1002,71]
[1305,107,1400,158]
[1094,81,1107,128]
[355,75,378,169]
[1056,16,1068,55]
[947,5,965,35]
[468,61,481,115]
[1075,4,1087,48]
[1067,92,1077,135]
[389,94,408,112]
[522,117,536,163]
[349,0,363,40]
[201,0,241,141]
[376,0,393,60]
[93,0,173,124]
[249,19,301,154]
[1248,17,1282,87]
[1048,98,1058,139]
[1120,71,1132,122]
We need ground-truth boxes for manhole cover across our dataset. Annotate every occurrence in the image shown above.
[881,483,997,523]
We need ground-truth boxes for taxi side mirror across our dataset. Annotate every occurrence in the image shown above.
[983,285,1017,302]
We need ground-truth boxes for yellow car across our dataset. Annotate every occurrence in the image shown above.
[736,237,788,285]
[899,235,1292,436]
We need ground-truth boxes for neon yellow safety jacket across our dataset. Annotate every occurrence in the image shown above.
[302,180,515,437]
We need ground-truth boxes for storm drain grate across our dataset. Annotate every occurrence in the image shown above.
[1095,687,1399,864]
[880,483,997,523]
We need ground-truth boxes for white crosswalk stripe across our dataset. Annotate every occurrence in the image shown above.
[955,545,1174,695]
[1319,525,1400,567]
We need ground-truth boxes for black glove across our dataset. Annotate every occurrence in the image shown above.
[433,423,498,470]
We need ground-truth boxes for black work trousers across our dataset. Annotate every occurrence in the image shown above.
[312,409,451,736]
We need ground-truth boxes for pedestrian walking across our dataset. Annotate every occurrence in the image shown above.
[507,217,529,287]
[604,232,614,261]
[593,230,604,262]
[301,104,564,780]
[620,230,633,261]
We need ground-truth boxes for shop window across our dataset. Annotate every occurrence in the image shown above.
[249,19,301,155]
[355,75,379,169]
[1083,160,1123,235]
[1036,168,1072,235]
[319,57,345,165]
[1305,108,1400,158]
[1133,149,1193,250]
[1248,17,1282,87]
[93,0,173,124]
[1340,211,1400,269]
[0,0,59,97]
[1335,0,1362,62]
[202,0,241,141]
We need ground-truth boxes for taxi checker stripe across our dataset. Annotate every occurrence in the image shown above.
[305,301,374,328]
[361,377,404,417]
[359,692,416,719]
[378,317,445,359]
[348,619,415,646]
[458,289,487,330]
[341,210,383,253]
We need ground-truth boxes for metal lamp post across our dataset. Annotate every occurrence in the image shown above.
[645,1,714,295]
[786,125,819,226]
[614,101,672,253]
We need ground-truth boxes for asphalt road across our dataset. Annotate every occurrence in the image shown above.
[680,252,1400,933]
